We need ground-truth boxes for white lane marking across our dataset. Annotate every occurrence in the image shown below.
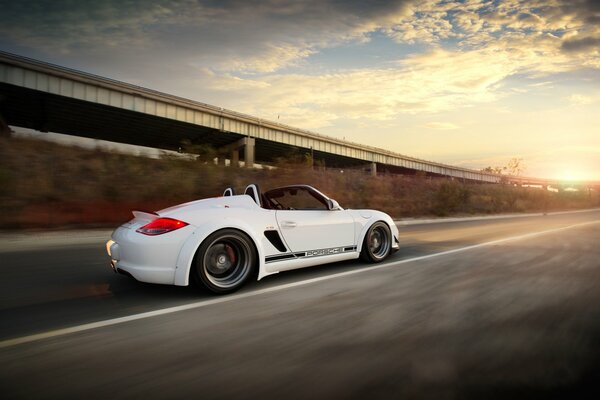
[1,219,599,349]
[395,207,600,225]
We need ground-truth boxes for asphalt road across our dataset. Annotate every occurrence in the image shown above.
[1,210,600,399]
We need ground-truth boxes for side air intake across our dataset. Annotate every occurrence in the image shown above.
[264,230,287,252]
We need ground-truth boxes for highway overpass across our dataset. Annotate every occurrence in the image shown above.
[0,51,593,188]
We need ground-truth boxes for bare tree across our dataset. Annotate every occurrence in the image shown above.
[481,166,504,174]
[481,158,526,176]
[506,157,525,176]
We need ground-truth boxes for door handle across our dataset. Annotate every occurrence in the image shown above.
[281,221,297,228]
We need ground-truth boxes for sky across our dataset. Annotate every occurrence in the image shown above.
[1,0,599,180]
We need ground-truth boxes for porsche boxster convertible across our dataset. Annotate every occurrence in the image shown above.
[106,184,399,294]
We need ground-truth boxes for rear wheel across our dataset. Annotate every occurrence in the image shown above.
[360,221,392,263]
[193,229,256,294]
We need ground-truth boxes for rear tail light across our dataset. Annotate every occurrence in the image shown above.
[136,218,189,236]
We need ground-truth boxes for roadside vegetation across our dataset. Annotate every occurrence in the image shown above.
[0,135,598,229]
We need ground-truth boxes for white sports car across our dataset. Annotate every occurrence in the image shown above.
[106,184,399,294]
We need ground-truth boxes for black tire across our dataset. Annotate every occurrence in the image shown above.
[360,221,392,263]
[193,229,256,294]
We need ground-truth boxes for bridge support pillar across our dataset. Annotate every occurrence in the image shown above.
[370,162,377,177]
[231,149,239,167]
[244,137,255,168]
[223,137,255,168]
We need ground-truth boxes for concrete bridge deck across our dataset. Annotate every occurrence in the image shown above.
[1,51,596,189]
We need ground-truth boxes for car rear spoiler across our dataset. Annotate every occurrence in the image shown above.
[132,210,159,221]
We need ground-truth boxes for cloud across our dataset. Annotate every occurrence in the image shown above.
[0,1,175,53]
[423,122,459,130]
[2,0,599,78]
[543,145,600,155]
[0,0,413,73]
[567,94,594,105]
[191,46,516,129]
[528,81,554,88]
[561,36,600,53]
[384,0,600,69]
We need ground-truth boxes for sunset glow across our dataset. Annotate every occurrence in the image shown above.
[558,169,597,183]
[1,0,598,180]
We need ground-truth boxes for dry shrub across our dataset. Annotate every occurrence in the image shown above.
[0,136,598,229]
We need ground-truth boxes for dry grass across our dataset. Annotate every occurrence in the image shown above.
[1,136,598,229]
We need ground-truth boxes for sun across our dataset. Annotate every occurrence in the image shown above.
[558,168,591,182]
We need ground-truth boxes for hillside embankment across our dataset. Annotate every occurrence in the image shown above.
[1,136,597,230]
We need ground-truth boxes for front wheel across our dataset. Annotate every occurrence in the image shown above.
[360,221,392,263]
[193,229,256,294]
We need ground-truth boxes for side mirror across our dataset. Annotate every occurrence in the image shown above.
[327,199,342,211]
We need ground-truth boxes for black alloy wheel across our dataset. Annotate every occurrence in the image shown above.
[194,229,256,294]
[360,221,392,263]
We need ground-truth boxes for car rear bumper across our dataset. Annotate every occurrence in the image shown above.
[106,224,195,285]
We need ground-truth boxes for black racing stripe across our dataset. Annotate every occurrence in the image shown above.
[266,246,356,263]
[265,253,296,263]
